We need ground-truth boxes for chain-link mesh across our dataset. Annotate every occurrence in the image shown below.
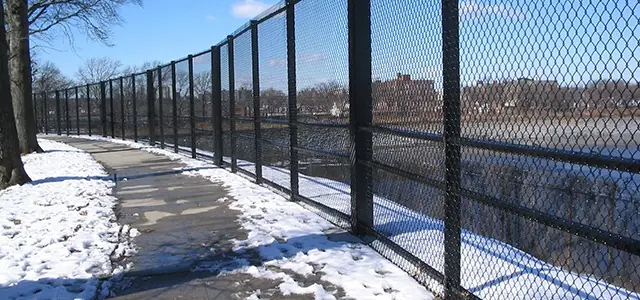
[294,0,351,221]
[159,65,173,148]
[133,73,148,141]
[367,0,447,294]
[62,89,70,135]
[193,51,213,156]
[456,1,640,298]
[258,9,290,190]
[88,84,101,135]
[220,43,232,165]
[105,80,113,137]
[41,0,639,298]
[111,79,121,139]
[45,92,56,134]
[151,68,160,144]
[174,59,191,151]
[67,88,77,135]
[76,87,88,135]
[33,93,41,132]
[122,76,134,140]
[233,30,256,175]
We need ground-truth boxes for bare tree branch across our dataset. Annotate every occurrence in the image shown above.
[27,0,142,46]
[32,60,73,92]
[75,57,122,83]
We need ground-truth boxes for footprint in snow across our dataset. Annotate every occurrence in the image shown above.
[375,269,391,276]
[384,287,399,293]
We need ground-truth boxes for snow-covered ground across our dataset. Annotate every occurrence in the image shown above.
[0,139,134,300]
[69,135,640,300]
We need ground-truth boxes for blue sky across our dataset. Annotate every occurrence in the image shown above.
[36,0,278,78]
[37,0,639,90]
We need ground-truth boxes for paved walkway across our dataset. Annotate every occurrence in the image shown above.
[44,136,340,300]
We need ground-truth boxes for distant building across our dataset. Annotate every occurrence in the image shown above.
[462,78,566,114]
[582,79,640,109]
[372,73,438,115]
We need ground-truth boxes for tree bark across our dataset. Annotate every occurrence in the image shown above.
[7,0,42,154]
[0,1,31,189]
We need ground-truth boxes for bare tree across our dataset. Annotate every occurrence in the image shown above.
[297,81,347,116]
[3,0,141,154]
[193,71,211,116]
[174,70,190,116]
[120,60,162,76]
[0,1,31,189]
[261,88,286,117]
[76,57,122,83]
[32,60,73,93]
[6,0,42,153]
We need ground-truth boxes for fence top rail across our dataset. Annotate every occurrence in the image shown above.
[253,0,286,21]
[174,56,189,64]
[230,22,251,37]
[193,49,212,58]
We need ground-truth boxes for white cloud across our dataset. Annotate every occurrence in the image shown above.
[460,0,525,20]
[268,58,286,66]
[206,15,217,21]
[299,53,324,63]
[231,0,271,19]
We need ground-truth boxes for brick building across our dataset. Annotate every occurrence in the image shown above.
[372,73,438,115]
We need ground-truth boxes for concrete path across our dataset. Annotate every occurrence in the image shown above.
[44,136,338,300]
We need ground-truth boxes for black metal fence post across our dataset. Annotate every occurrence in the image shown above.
[171,61,178,153]
[228,35,237,173]
[188,55,197,158]
[286,0,299,200]
[75,87,80,135]
[100,81,107,137]
[65,89,70,136]
[251,20,263,183]
[157,66,165,148]
[86,85,91,136]
[348,0,374,235]
[109,80,115,138]
[212,46,223,167]
[120,77,125,139]
[55,90,62,135]
[442,0,462,298]
[147,70,156,146]
[132,74,138,142]
[43,92,49,134]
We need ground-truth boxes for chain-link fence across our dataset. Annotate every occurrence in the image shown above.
[35,0,640,299]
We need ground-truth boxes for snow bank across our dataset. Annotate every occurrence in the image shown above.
[0,139,132,300]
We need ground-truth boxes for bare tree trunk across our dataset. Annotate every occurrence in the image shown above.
[0,1,31,189]
[7,0,42,154]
